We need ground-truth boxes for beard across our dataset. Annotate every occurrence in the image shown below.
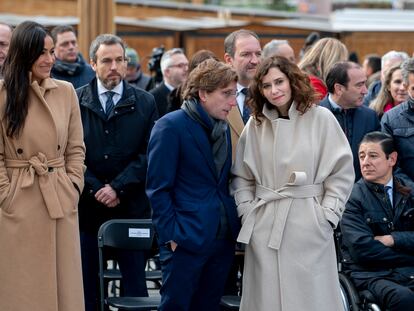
[102,75,122,90]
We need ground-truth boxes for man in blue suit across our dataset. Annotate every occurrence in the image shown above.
[320,61,380,181]
[146,59,240,311]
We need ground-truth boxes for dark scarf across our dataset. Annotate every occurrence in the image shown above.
[408,95,414,110]
[53,55,86,76]
[181,98,228,177]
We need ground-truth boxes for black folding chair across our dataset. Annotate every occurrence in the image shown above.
[98,219,161,311]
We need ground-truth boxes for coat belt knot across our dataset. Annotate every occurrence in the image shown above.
[237,171,324,250]
[5,153,66,219]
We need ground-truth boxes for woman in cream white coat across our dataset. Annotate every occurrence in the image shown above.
[231,56,354,311]
[0,21,85,311]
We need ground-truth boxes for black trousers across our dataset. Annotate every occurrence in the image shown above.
[80,231,148,311]
[354,271,414,311]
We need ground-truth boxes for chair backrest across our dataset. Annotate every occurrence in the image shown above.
[98,219,154,250]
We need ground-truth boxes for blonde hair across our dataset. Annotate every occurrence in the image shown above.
[369,65,402,116]
[298,38,348,82]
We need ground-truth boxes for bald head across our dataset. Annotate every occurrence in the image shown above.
[262,40,295,63]
[0,23,12,68]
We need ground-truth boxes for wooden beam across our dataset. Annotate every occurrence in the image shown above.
[77,0,116,60]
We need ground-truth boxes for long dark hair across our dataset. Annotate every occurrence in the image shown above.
[3,21,49,137]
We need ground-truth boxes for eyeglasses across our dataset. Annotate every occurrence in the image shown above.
[168,63,189,69]
[222,90,237,98]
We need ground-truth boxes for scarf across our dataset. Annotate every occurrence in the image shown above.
[53,55,86,76]
[408,95,414,110]
[181,98,228,177]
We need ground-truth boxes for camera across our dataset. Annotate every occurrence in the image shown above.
[148,46,165,85]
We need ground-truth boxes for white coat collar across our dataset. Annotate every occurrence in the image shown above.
[262,101,298,121]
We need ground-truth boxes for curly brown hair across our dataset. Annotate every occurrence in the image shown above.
[248,56,318,123]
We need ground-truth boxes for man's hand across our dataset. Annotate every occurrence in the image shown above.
[374,235,394,247]
[95,184,119,208]
[170,241,178,252]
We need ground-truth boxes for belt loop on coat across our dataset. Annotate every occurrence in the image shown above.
[5,152,66,219]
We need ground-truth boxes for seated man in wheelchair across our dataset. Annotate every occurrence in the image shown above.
[341,131,414,311]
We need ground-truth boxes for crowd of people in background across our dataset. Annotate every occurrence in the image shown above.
[0,20,413,311]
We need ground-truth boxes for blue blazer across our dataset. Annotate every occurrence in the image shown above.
[146,109,240,253]
[319,96,380,181]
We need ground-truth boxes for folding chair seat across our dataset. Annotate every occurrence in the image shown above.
[220,295,241,310]
[98,219,161,311]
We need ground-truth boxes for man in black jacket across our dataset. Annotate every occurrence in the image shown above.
[320,61,380,181]
[150,48,188,117]
[51,25,95,89]
[341,131,414,311]
[76,34,158,311]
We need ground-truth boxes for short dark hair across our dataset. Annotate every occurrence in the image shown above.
[89,34,125,63]
[326,61,360,94]
[224,29,259,58]
[365,54,381,74]
[360,131,395,158]
[188,49,219,72]
[50,25,75,43]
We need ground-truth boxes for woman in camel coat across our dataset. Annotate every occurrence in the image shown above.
[231,56,355,311]
[0,21,85,311]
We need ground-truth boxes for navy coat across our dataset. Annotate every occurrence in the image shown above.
[340,177,414,281]
[319,96,380,181]
[382,101,414,181]
[76,78,158,233]
[146,109,240,253]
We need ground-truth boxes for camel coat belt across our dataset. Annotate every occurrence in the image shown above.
[237,172,324,250]
[5,152,65,219]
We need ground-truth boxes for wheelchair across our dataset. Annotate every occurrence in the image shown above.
[221,230,383,311]
[335,230,382,311]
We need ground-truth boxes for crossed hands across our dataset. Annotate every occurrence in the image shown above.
[374,235,394,247]
[95,184,120,208]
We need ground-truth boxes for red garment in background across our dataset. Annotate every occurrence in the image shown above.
[309,75,328,100]
[384,101,400,113]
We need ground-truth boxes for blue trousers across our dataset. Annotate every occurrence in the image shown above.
[80,231,148,311]
[159,239,234,311]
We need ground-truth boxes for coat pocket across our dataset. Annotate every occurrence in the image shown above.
[1,169,20,214]
[59,171,80,213]
[313,197,333,238]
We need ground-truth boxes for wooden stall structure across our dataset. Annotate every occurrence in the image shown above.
[78,0,116,58]
[0,0,413,68]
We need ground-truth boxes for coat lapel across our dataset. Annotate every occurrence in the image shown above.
[184,116,217,178]
[227,105,244,138]
[30,78,59,137]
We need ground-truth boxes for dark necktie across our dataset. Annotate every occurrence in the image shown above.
[384,185,393,208]
[241,88,251,124]
[105,91,115,118]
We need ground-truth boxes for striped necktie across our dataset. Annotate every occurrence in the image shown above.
[105,91,115,118]
[241,88,251,124]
